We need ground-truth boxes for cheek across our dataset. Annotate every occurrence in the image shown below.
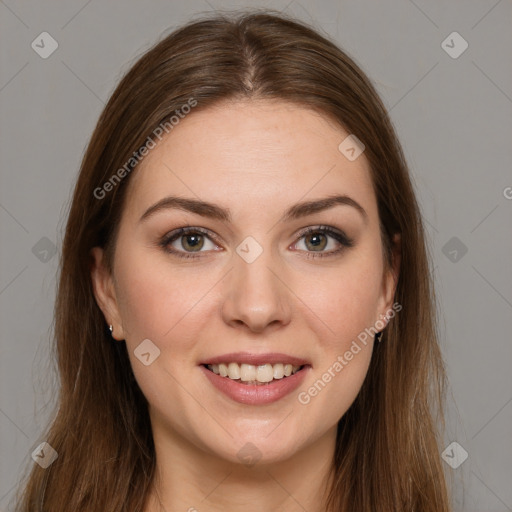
[113,246,204,351]
[296,248,382,412]
[303,256,383,344]
[113,251,210,409]
[295,266,379,426]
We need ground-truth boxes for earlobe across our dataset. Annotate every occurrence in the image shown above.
[90,246,124,340]
[379,233,402,319]
[389,233,401,291]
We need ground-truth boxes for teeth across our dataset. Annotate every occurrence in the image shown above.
[206,362,302,383]
[273,364,284,379]
[227,362,240,379]
[256,364,273,383]
[240,363,256,382]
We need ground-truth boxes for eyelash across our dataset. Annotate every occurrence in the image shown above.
[159,225,354,260]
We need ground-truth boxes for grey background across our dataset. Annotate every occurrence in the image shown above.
[1,1,511,510]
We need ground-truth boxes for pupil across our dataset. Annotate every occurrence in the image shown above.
[184,234,203,251]
[307,233,326,250]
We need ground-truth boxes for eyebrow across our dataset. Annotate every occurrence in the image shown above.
[139,194,368,224]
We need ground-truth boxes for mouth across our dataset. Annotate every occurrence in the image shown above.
[199,352,312,404]
[199,360,311,405]
[202,362,308,386]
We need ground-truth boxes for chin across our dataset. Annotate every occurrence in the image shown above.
[204,429,305,467]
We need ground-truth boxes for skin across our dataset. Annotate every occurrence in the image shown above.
[90,99,400,512]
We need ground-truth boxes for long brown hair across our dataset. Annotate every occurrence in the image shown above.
[14,9,451,511]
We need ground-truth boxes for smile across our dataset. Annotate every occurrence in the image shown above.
[205,362,303,385]
[200,363,310,405]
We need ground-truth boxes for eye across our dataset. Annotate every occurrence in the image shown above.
[292,225,354,259]
[159,227,220,259]
[159,225,354,260]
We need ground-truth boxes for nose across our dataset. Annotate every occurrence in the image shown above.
[221,245,292,334]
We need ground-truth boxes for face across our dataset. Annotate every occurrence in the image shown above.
[91,99,399,465]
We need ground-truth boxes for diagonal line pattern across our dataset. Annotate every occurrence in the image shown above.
[264,409,293,438]
[471,265,512,309]
[61,0,93,29]
[0,407,29,440]
[471,0,503,30]
[61,60,105,105]
[471,470,511,510]
[162,162,203,199]
[408,0,439,28]
[0,202,29,233]
[265,164,337,235]
[0,62,29,93]
[471,395,512,441]
[470,204,499,233]
[472,61,512,105]
[266,266,336,335]
[0,265,28,296]
[203,0,217,13]
[162,267,233,337]
[282,0,296,13]
[389,62,439,112]
[200,470,234,502]
[0,480,21,504]
[161,366,235,439]
[0,0,29,28]
[265,470,311,512]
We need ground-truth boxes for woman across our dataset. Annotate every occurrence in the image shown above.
[16,10,451,512]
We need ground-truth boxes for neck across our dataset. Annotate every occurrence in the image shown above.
[145,422,337,512]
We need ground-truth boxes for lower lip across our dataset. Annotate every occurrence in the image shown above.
[199,365,310,405]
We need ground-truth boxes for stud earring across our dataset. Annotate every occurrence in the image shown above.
[109,324,113,336]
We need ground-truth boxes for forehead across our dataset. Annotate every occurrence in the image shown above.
[123,99,377,224]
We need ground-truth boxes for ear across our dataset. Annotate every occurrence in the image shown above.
[376,233,401,324]
[90,246,125,340]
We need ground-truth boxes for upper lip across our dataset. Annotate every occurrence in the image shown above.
[199,352,310,367]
